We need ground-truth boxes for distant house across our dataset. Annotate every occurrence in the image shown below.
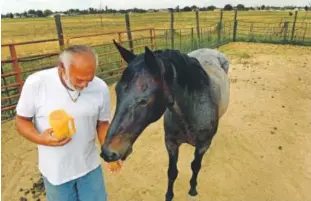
[48,13,66,17]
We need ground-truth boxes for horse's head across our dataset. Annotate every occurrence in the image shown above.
[100,40,174,162]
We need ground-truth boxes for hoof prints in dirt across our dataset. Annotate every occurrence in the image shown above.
[19,175,45,201]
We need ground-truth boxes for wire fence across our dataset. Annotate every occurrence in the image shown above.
[1,11,311,121]
[3,10,311,45]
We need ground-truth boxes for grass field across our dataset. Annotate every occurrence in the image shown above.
[1,10,311,57]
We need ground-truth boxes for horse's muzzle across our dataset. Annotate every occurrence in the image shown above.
[100,146,121,162]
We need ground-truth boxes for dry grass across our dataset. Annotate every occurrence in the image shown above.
[1,10,311,58]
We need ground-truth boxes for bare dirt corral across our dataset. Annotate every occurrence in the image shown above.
[2,42,311,201]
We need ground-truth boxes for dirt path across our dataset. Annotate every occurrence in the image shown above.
[2,42,311,201]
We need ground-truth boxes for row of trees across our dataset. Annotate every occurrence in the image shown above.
[2,4,310,19]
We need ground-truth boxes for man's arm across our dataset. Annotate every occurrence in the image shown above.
[15,115,71,146]
[15,115,44,144]
[15,74,70,147]
[97,120,109,146]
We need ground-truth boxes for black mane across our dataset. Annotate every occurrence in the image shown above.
[155,49,210,92]
[119,49,210,92]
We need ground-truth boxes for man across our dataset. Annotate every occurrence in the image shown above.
[15,45,122,201]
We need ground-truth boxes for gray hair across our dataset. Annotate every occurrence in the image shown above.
[58,45,99,70]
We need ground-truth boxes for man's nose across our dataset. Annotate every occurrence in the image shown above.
[100,146,121,162]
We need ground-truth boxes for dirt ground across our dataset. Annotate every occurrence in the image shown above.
[2,42,311,201]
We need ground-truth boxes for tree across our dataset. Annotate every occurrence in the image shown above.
[43,9,53,17]
[207,6,216,11]
[305,6,309,11]
[224,4,233,11]
[182,6,192,12]
[36,10,44,17]
[261,5,265,10]
[236,4,245,10]
[28,9,36,15]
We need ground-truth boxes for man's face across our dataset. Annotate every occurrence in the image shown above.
[61,52,96,91]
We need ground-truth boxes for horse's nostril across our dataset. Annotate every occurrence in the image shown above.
[100,146,121,162]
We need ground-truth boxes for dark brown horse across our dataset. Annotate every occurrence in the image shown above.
[101,40,230,201]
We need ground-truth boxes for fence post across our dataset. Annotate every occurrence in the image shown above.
[283,21,289,41]
[117,32,124,70]
[191,27,194,49]
[152,28,157,49]
[150,29,154,49]
[9,45,23,93]
[233,9,238,42]
[170,9,174,49]
[291,10,298,41]
[54,14,65,50]
[217,9,223,43]
[125,13,134,53]
[195,10,200,43]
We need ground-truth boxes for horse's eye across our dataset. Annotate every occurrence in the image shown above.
[139,98,149,106]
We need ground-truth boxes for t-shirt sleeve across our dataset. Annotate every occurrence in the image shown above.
[16,74,38,118]
[98,81,111,122]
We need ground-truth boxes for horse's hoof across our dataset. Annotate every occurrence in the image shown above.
[165,194,174,201]
[188,188,198,196]
[187,194,200,201]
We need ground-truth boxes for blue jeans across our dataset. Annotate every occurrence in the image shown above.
[42,165,107,201]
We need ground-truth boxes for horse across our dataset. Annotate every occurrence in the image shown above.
[101,40,230,201]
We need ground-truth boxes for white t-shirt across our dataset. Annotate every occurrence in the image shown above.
[16,67,110,185]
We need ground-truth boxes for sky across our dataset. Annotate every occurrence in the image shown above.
[1,0,309,14]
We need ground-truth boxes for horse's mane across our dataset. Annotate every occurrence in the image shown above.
[154,49,210,92]
[119,49,210,92]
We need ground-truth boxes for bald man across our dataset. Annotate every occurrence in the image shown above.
[15,45,121,201]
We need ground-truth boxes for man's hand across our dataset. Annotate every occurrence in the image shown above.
[104,160,123,173]
[97,120,123,173]
[39,128,72,147]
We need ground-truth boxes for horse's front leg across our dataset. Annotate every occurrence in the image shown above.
[165,137,180,201]
[188,140,212,197]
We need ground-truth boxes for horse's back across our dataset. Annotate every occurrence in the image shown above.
[187,48,230,118]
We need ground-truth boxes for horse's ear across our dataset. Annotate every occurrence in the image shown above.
[144,46,161,75]
[113,39,136,63]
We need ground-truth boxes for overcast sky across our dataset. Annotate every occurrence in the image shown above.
[1,0,309,14]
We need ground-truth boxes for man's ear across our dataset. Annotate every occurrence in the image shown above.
[113,39,136,63]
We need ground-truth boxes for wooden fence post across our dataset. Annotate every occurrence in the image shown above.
[150,29,154,49]
[125,13,134,53]
[54,14,65,50]
[291,10,298,41]
[195,10,200,43]
[9,45,23,93]
[170,9,174,49]
[233,9,238,42]
[191,27,194,49]
[152,28,157,49]
[117,32,124,70]
[217,9,223,43]
[283,21,289,41]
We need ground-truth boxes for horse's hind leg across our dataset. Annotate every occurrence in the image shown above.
[165,138,180,201]
[188,141,211,197]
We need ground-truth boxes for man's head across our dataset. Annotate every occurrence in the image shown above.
[58,45,98,92]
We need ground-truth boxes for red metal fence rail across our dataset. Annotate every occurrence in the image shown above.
[1,28,156,121]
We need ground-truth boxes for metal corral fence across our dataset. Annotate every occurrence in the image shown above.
[1,12,311,121]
